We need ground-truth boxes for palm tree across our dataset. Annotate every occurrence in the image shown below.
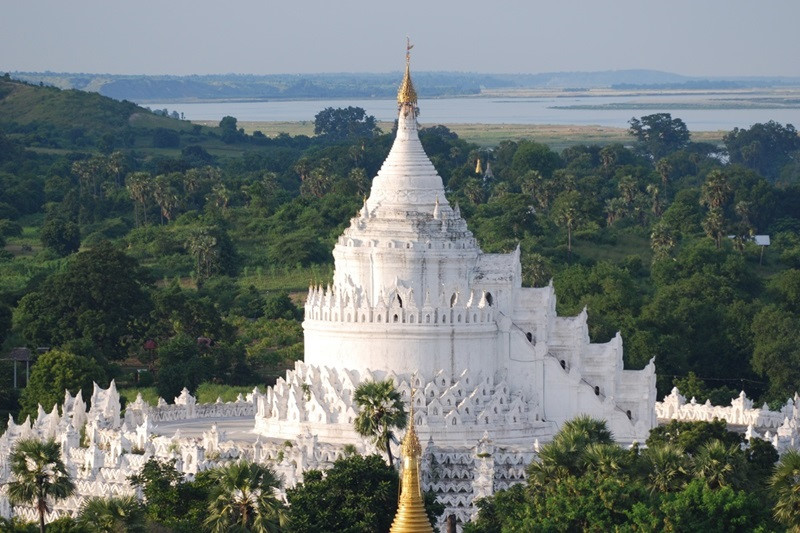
[560,414,615,445]
[204,460,285,533]
[582,442,630,478]
[353,379,408,467]
[692,439,747,490]
[700,169,732,210]
[78,495,146,533]
[650,222,676,263]
[185,228,218,283]
[527,415,615,484]
[771,449,800,532]
[646,184,663,217]
[551,191,583,261]
[642,443,689,494]
[655,158,673,200]
[7,438,75,533]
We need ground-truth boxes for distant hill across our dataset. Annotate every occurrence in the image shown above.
[0,75,205,150]
[10,69,800,104]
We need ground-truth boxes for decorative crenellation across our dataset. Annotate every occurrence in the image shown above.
[253,362,543,441]
[657,387,800,454]
[304,282,497,327]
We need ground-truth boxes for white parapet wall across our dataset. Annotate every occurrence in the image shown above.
[656,387,800,453]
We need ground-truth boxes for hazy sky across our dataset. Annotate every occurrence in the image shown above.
[3,0,799,77]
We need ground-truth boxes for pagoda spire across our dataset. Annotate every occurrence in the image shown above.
[397,37,418,106]
[389,392,433,533]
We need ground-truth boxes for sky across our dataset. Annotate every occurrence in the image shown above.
[2,0,799,77]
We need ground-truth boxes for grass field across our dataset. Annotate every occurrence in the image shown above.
[221,120,727,150]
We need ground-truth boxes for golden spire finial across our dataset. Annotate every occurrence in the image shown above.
[389,382,432,533]
[397,37,418,106]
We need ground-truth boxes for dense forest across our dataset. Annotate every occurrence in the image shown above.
[1,74,800,431]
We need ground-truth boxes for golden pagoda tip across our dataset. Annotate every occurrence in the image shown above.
[397,38,418,106]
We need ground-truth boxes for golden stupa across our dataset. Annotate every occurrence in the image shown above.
[397,38,418,106]
[389,395,433,533]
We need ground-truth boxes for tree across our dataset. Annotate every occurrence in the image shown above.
[628,113,690,159]
[724,121,800,182]
[647,420,743,456]
[551,190,584,259]
[219,116,244,144]
[510,140,562,179]
[651,222,677,263]
[771,449,800,531]
[528,415,616,485]
[183,222,238,286]
[18,349,106,420]
[205,460,285,533]
[129,458,212,531]
[692,439,748,490]
[39,215,80,256]
[125,171,153,227]
[263,291,301,320]
[701,169,732,211]
[77,496,146,533]
[353,380,407,467]
[154,335,211,400]
[651,479,773,532]
[656,158,674,199]
[751,304,800,401]
[15,242,153,361]
[313,107,379,141]
[8,438,75,533]
[152,174,180,224]
[642,444,690,494]
[152,128,180,148]
[286,453,442,533]
[0,302,11,347]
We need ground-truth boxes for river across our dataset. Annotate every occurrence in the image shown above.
[140,93,800,132]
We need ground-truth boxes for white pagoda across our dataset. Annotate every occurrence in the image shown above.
[254,49,656,448]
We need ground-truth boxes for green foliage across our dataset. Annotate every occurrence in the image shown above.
[39,215,80,256]
[724,121,800,183]
[645,479,773,532]
[629,113,690,159]
[15,242,152,361]
[646,420,743,455]
[353,380,408,467]
[8,438,75,532]
[195,382,258,403]
[468,417,777,532]
[0,301,11,347]
[313,106,379,141]
[154,335,211,400]
[19,349,106,420]
[78,495,146,533]
[204,460,285,533]
[153,128,180,148]
[770,449,800,531]
[263,291,301,320]
[509,140,562,178]
[128,458,211,532]
[752,304,800,402]
[285,454,399,533]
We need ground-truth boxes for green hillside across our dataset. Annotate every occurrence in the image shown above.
[0,76,214,152]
